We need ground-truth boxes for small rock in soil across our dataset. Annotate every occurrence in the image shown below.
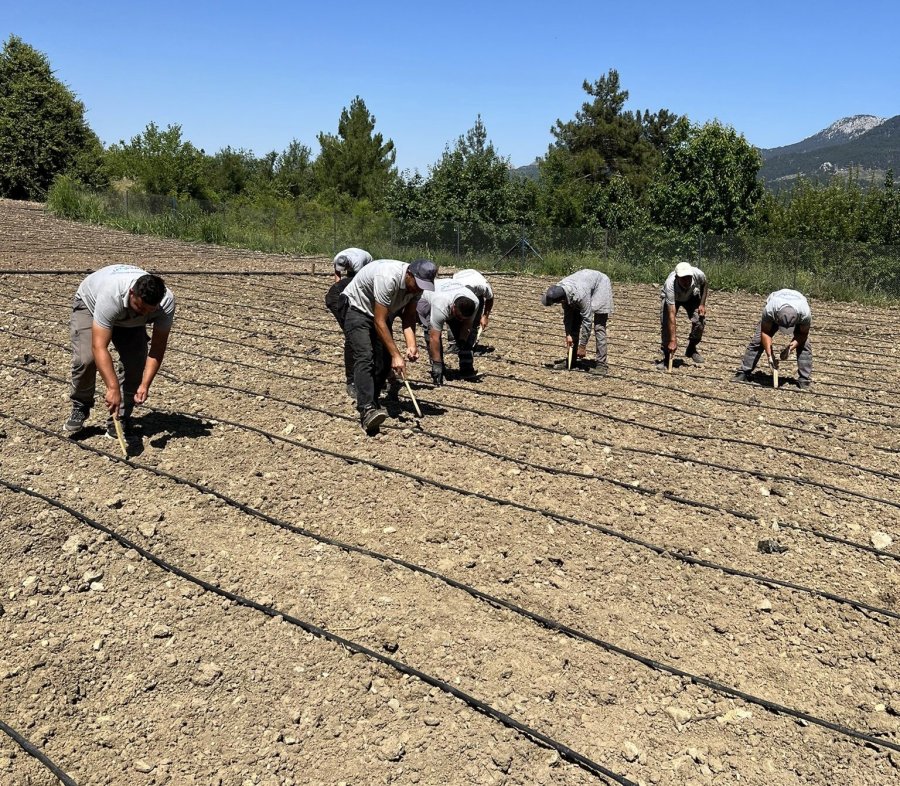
[151,624,173,639]
[665,706,691,725]
[871,531,893,550]
[133,759,155,773]
[756,599,773,612]
[622,741,641,762]
[561,435,575,446]
[192,662,223,687]
[138,523,156,538]
[61,535,86,555]
[757,539,787,554]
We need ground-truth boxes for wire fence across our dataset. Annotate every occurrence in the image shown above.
[52,187,900,301]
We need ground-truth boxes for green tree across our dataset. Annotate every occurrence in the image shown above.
[273,139,314,200]
[314,96,396,208]
[650,120,762,233]
[538,69,681,227]
[0,35,104,199]
[104,121,210,198]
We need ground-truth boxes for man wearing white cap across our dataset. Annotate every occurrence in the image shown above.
[733,289,812,389]
[325,247,373,397]
[658,261,708,369]
[341,259,437,432]
[541,269,613,375]
[417,280,481,384]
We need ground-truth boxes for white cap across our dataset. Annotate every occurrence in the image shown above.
[674,262,693,278]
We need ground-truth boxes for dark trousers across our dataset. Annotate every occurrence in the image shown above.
[325,278,354,381]
[660,294,704,353]
[739,324,813,381]
[343,304,391,414]
[69,298,148,416]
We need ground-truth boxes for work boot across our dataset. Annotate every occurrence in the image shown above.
[797,378,812,390]
[687,350,704,364]
[63,405,88,435]
[458,364,477,379]
[361,406,387,434]
[731,371,749,383]
[587,364,608,376]
[345,380,357,399]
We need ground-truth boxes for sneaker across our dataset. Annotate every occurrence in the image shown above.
[655,359,668,371]
[361,406,387,433]
[731,371,749,383]
[458,365,477,379]
[797,378,812,390]
[446,341,459,355]
[587,364,608,376]
[345,381,357,399]
[687,351,704,365]
[63,406,88,435]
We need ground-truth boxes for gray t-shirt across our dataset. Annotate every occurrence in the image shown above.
[661,266,707,305]
[333,247,373,277]
[75,264,175,330]
[418,280,479,332]
[557,269,613,347]
[763,289,812,330]
[342,260,418,318]
[452,269,493,300]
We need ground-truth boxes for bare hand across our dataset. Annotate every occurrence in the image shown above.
[104,387,122,415]
[667,339,677,353]
[406,345,418,362]
[576,346,586,359]
[565,335,574,348]
[391,353,406,376]
[480,315,489,329]
[134,383,150,405]
[698,304,706,318]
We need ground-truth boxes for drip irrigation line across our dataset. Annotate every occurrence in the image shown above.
[3,424,898,761]
[6,359,896,567]
[0,479,635,786]
[32,390,894,622]
[0,719,78,786]
[478,367,900,482]
[0,269,323,276]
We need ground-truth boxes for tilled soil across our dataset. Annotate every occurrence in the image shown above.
[1,198,899,786]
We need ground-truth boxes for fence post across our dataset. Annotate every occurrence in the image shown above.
[124,190,129,218]
[332,214,337,256]
[520,224,525,269]
[697,234,703,266]
[390,218,395,255]
[456,226,461,260]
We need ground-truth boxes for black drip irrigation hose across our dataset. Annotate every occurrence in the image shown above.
[5,358,897,569]
[4,417,899,760]
[0,479,635,786]
[154,371,900,566]
[0,718,78,786]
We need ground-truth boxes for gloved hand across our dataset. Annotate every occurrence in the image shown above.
[430,361,444,386]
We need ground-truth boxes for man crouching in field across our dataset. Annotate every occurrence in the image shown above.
[64,264,175,445]
[340,259,436,433]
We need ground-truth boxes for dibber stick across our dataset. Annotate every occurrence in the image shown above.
[112,415,128,457]
[400,372,423,418]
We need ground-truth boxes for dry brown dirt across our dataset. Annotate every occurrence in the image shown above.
[1,198,899,786]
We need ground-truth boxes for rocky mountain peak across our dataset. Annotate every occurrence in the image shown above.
[821,115,887,141]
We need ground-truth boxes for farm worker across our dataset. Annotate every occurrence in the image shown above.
[340,259,437,433]
[417,280,481,385]
[64,264,175,443]
[657,261,708,369]
[324,247,373,398]
[541,269,613,375]
[732,289,812,389]
[451,268,494,334]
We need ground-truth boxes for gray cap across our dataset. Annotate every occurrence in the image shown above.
[775,305,798,328]
[541,285,566,306]
[408,259,437,291]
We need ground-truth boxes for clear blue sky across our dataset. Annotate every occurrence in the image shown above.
[5,1,898,174]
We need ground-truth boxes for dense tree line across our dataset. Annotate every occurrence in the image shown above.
[1,35,897,247]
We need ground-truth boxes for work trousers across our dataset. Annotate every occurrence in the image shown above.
[325,278,354,381]
[660,294,704,353]
[342,303,391,414]
[564,309,609,366]
[739,323,813,381]
[69,298,148,415]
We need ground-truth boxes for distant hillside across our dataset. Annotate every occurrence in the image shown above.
[510,160,540,181]
[760,114,899,188]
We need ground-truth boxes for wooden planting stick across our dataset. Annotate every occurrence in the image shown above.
[667,352,673,373]
[112,415,128,457]
[567,345,574,370]
[400,371,423,418]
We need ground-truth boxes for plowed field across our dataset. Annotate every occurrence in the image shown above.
[1,199,898,786]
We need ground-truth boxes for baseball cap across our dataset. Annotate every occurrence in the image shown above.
[674,261,693,278]
[541,285,566,306]
[775,305,798,327]
[408,259,437,291]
